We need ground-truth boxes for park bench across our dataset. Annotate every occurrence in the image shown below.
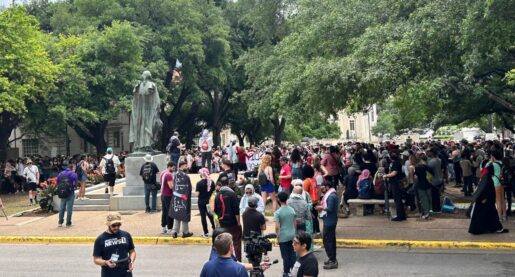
[348,199,396,216]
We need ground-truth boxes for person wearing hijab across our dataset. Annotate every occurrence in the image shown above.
[342,167,359,215]
[468,150,509,235]
[356,169,372,199]
[239,184,265,215]
[196,168,216,238]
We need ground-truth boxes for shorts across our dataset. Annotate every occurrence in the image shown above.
[103,173,116,187]
[79,174,89,182]
[27,182,38,191]
[260,182,275,194]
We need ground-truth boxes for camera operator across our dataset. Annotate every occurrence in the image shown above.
[242,196,266,237]
[291,232,319,277]
[207,229,270,273]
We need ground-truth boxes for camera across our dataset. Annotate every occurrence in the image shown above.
[244,231,276,277]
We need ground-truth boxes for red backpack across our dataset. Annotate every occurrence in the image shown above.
[201,140,209,151]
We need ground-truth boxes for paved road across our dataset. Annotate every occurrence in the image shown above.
[0,244,514,276]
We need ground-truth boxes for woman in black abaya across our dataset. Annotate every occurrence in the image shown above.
[468,163,508,235]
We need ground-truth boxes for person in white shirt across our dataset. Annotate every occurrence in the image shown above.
[23,159,40,205]
[198,129,214,171]
[99,147,121,196]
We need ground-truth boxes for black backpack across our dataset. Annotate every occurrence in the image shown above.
[57,173,72,199]
[142,163,153,183]
[104,157,115,174]
[76,161,84,178]
[258,172,268,186]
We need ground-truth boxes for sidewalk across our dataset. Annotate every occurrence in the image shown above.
[0,174,514,250]
[0,208,514,248]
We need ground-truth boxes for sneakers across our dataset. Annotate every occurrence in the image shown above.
[166,229,175,235]
[105,188,109,194]
[200,233,209,238]
[161,227,168,234]
[324,259,331,265]
[497,228,509,233]
[323,260,338,270]
[391,217,407,222]
[182,232,194,238]
[172,232,178,238]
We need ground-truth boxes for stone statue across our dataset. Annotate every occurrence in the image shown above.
[129,71,163,153]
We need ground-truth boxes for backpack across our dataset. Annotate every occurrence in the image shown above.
[57,172,73,199]
[373,175,385,195]
[142,163,153,183]
[104,157,115,175]
[307,177,319,204]
[258,171,268,186]
[358,179,371,199]
[76,161,84,178]
[201,140,209,151]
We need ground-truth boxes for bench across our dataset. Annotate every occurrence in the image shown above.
[348,199,396,216]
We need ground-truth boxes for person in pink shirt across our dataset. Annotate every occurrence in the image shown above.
[279,157,292,194]
[160,161,176,234]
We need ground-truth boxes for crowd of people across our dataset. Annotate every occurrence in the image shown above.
[155,134,514,276]
[2,133,514,276]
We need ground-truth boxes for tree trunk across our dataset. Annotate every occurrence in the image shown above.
[205,89,231,148]
[0,112,19,160]
[236,133,246,146]
[70,121,108,154]
[178,102,200,149]
[160,84,191,150]
[271,117,286,146]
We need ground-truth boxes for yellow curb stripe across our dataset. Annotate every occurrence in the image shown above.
[0,236,514,250]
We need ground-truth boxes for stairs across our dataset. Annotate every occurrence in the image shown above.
[73,194,111,211]
[73,193,200,211]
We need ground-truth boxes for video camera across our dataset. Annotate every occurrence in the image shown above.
[244,231,277,277]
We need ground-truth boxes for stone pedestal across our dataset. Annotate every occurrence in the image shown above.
[123,153,167,196]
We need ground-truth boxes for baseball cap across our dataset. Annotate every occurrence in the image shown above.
[105,212,122,225]
[248,196,259,207]
[106,147,113,152]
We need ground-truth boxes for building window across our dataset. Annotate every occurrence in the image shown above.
[370,109,375,122]
[113,131,120,148]
[350,120,355,131]
[22,139,39,157]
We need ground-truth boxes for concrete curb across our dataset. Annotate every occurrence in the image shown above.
[0,236,514,250]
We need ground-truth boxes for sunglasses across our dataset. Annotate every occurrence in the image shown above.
[110,224,121,228]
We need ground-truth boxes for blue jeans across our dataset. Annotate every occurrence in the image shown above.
[144,185,157,211]
[58,193,75,226]
[170,152,180,166]
[279,241,295,274]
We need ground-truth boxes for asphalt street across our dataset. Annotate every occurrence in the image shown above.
[0,244,514,277]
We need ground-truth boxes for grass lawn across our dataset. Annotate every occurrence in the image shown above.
[0,192,36,216]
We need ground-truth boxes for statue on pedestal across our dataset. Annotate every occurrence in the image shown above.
[129,71,162,153]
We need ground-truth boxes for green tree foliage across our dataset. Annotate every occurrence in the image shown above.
[245,0,515,133]
[0,6,58,157]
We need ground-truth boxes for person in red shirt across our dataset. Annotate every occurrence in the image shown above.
[279,157,292,194]
[160,162,175,234]
[236,146,251,172]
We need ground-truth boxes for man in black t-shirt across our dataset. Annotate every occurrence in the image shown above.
[242,196,266,238]
[93,213,136,277]
[291,232,318,277]
[214,165,243,262]
[139,154,160,213]
[383,150,407,221]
